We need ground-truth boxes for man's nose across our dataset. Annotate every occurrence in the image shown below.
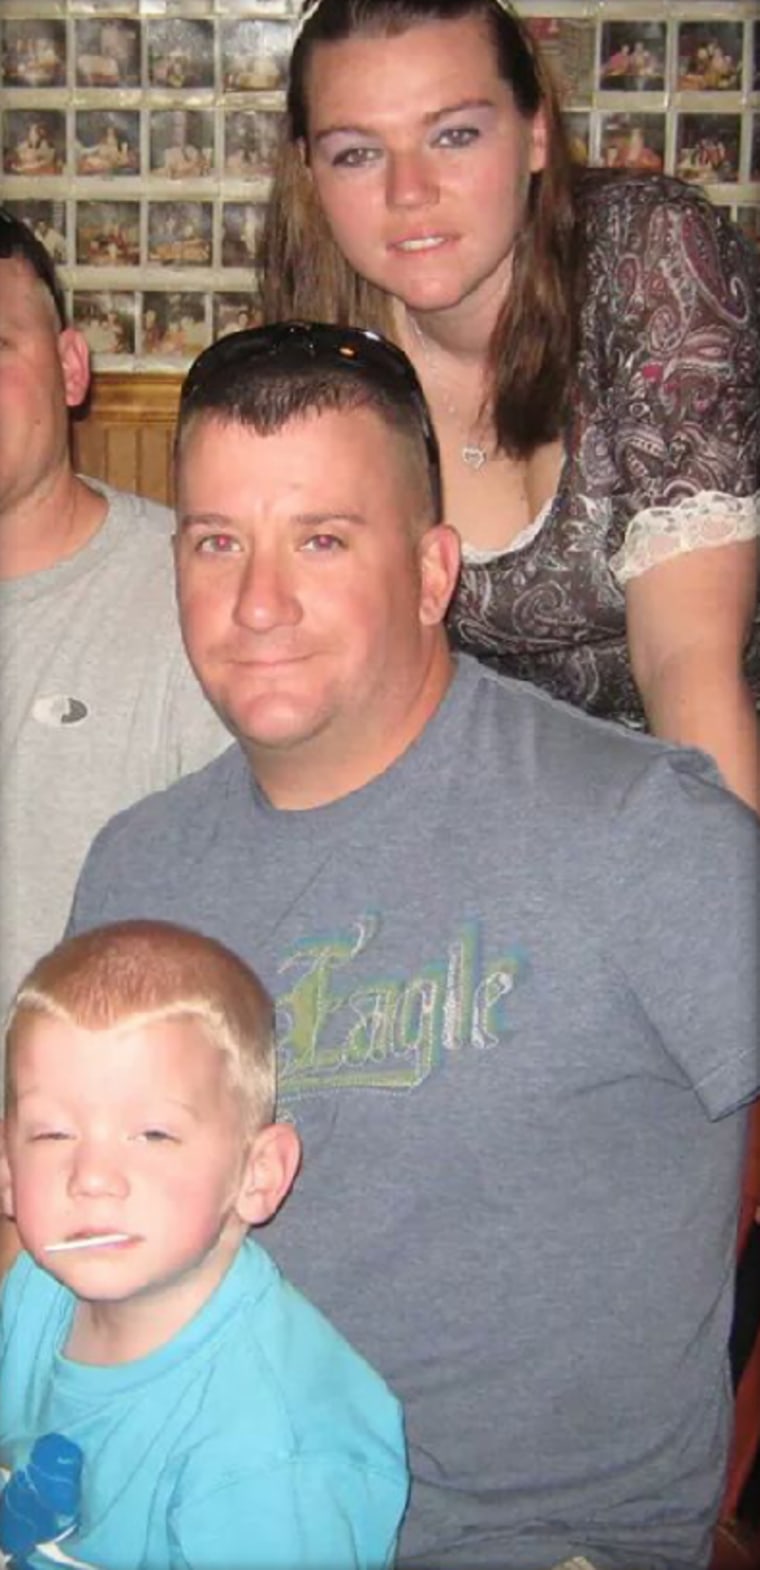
[233,550,302,632]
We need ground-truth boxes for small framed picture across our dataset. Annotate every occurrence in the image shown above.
[598,23,666,94]
[220,19,293,93]
[147,19,215,92]
[75,18,141,89]
[73,291,136,355]
[525,19,595,103]
[600,114,665,174]
[1,19,66,89]
[141,292,209,359]
[734,207,760,251]
[3,110,66,177]
[563,111,590,167]
[213,293,262,340]
[148,203,213,268]
[677,24,743,93]
[76,201,141,268]
[2,199,67,264]
[224,110,284,180]
[221,202,264,267]
[75,112,140,179]
[149,110,215,181]
[675,114,741,184]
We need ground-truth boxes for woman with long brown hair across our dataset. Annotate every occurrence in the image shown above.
[261,0,760,810]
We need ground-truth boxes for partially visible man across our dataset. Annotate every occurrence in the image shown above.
[66,325,759,1570]
[0,209,229,1035]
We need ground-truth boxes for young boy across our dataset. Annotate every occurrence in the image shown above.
[0,920,408,1569]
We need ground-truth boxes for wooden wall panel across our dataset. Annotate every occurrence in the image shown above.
[71,373,182,508]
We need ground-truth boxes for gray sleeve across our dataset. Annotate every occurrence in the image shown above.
[102,484,231,780]
[65,811,132,939]
[160,640,232,778]
[603,748,759,1119]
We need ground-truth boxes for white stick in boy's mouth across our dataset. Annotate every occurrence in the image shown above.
[44,1233,133,1254]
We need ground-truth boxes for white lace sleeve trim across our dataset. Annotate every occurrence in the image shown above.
[611,491,760,585]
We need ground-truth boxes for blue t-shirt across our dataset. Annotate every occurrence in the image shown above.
[0,1241,408,1569]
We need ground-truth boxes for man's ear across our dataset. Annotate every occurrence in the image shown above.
[57,327,91,412]
[236,1121,302,1227]
[0,1122,16,1221]
[418,523,461,627]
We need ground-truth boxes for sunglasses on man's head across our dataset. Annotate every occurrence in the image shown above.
[180,321,443,523]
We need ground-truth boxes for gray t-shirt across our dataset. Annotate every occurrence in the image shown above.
[0,481,229,1024]
[68,656,759,1570]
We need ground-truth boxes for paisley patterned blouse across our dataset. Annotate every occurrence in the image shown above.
[448,173,760,727]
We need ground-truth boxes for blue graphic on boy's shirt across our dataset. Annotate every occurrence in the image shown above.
[0,1435,83,1567]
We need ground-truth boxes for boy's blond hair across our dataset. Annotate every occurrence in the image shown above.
[4,921,275,1130]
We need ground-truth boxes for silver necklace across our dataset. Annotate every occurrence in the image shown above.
[408,316,490,471]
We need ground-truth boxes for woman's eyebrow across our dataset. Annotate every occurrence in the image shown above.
[313,98,496,142]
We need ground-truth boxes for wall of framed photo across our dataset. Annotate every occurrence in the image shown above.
[1,0,759,371]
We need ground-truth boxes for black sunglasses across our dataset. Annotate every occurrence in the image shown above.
[180,321,443,523]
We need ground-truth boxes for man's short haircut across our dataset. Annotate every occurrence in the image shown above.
[176,322,443,526]
[4,921,275,1130]
[0,207,66,328]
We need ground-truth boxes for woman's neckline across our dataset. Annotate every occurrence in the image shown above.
[460,495,556,565]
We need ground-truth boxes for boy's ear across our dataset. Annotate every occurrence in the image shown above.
[0,1122,15,1220]
[236,1121,302,1227]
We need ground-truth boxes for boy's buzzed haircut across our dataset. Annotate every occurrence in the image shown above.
[5,920,275,1128]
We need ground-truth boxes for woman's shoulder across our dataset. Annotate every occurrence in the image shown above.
[573,168,742,258]
[574,169,758,293]
[575,167,715,223]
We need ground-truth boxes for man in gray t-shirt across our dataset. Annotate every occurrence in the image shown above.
[0,210,228,1039]
[64,326,758,1570]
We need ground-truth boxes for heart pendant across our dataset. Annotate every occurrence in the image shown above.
[462,444,487,470]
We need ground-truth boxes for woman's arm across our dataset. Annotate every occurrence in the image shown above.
[594,179,760,804]
[626,538,759,810]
